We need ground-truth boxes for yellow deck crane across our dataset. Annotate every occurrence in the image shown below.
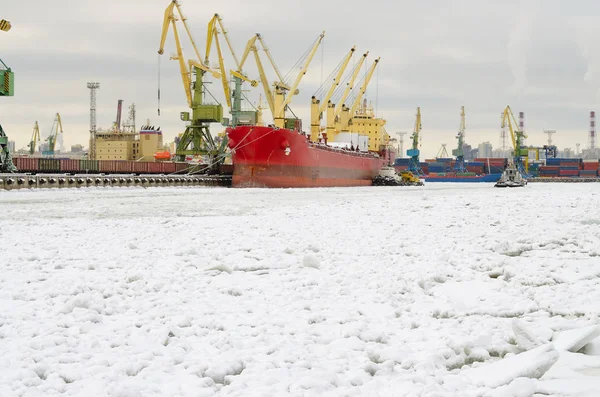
[273,32,325,129]
[309,46,356,142]
[28,121,40,155]
[205,14,259,127]
[501,105,529,175]
[158,0,227,165]
[335,57,380,134]
[0,17,16,172]
[325,52,369,142]
[45,113,63,155]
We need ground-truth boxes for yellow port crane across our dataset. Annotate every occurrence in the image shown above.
[241,32,325,128]
[29,121,40,155]
[158,0,227,165]
[310,46,356,142]
[237,32,324,129]
[501,105,529,174]
[45,113,63,155]
[205,13,260,127]
[238,34,276,118]
[335,57,380,134]
[325,52,369,141]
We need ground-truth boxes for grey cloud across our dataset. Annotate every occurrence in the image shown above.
[3,0,600,157]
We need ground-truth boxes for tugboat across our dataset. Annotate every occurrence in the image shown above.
[495,160,527,188]
[373,165,424,186]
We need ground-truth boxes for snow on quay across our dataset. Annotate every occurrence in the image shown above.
[2,183,600,397]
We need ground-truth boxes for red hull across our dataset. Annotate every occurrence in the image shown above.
[227,126,387,188]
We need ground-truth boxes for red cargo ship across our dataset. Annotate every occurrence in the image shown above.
[226,125,387,188]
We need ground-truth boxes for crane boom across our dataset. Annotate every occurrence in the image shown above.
[309,47,355,142]
[252,40,275,116]
[206,14,240,69]
[274,31,325,128]
[501,105,529,174]
[205,14,259,127]
[501,105,525,152]
[238,35,257,72]
[257,34,287,88]
[348,57,380,116]
[407,107,424,175]
[318,47,355,114]
[158,1,222,108]
[29,121,40,155]
[208,23,232,109]
[334,52,368,117]
[47,113,63,153]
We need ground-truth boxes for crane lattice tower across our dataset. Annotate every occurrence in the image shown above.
[499,112,509,156]
[87,82,100,159]
[590,111,596,150]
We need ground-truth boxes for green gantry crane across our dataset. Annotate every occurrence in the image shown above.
[158,1,227,169]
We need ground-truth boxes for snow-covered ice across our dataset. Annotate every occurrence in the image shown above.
[2,183,600,396]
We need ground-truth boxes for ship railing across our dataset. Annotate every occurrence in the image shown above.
[308,141,380,158]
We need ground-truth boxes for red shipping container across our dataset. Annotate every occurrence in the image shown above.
[540,166,560,171]
[559,169,579,176]
[466,165,484,173]
[14,157,39,172]
[583,162,599,170]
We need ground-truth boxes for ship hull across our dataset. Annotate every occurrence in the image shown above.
[227,126,387,188]
[421,173,502,183]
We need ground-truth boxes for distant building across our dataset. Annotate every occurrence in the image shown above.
[463,143,481,160]
[491,148,511,158]
[94,131,139,161]
[7,140,15,154]
[71,144,84,153]
[559,148,574,158]
[478,142,493,158]
[582,148,600,160]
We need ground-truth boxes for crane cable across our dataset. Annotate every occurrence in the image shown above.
[157,54,161,116]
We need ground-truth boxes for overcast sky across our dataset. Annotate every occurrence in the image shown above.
[2,0,600,158]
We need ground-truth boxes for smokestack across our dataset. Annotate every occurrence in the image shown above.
[590,111,596,150]
[116,99,124,132]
